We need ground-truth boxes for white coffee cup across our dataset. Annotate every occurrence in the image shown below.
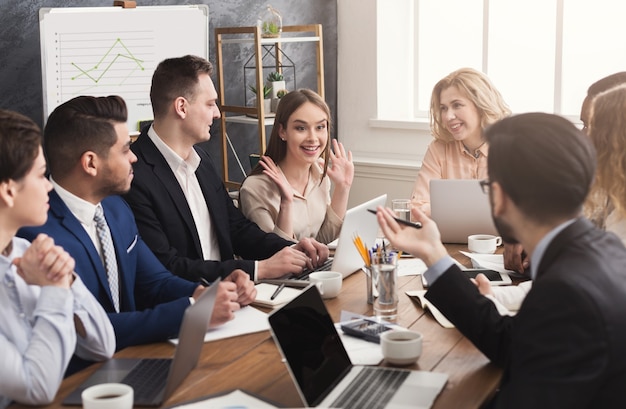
[82,383,133,409]
[467,234,503,254]
[309,271,342,299]
[380,330,423,366]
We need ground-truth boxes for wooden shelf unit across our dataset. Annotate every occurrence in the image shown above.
[214,24,325,189]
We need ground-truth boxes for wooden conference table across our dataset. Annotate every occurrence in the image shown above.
[10,245,503,409]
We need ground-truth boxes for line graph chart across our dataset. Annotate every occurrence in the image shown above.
[40,6,209,131]
[56,31,155,104]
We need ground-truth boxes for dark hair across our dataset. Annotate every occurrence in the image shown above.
[485,113,596,223]
[581,72,626,129]
[44,95,128,180]
[250,89,332,179]
[150,55,214,118]
[0,110,42,183]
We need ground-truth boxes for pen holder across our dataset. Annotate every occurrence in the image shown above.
[371,252,399,321]
[362,265,379,304]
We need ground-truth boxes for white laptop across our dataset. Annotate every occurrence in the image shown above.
[268,285,448,408]
[63,279,220,407]
[430,179,497,244]
[264,194,387,283]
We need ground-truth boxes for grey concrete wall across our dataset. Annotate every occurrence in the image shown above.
[0,0,337,183]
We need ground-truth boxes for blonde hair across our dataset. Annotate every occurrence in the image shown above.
[430,68,511,141]
[585,84,626,226]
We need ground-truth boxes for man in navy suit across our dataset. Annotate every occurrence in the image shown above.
[123,55,329,283]
[19,95,255,351]
[376,113,626,408]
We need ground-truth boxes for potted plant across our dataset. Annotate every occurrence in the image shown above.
[257,5,282,38]
[266,71,286,99]
[249,84,273,115]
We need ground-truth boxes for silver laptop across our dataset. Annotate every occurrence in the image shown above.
[430,179,497,244]
[63,279,220,407]
[268,285,448,408]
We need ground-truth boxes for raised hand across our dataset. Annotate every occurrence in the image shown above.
[327,139,354,189]
[375,206,447,267]
[259,155,293,202]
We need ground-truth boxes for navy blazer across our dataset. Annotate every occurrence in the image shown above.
[123,130,293,283]
[18,191,198,350]
[426,218,626,408]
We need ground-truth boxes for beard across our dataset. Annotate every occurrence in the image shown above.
[492,214,518,244]
[488,188,518,244]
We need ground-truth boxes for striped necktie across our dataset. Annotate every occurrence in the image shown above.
[93,206,120,312]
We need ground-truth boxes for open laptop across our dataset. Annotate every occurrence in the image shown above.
[266,194,387,283]
[63,279,220,407]
[430,179,497,244]
[268,285,448,409]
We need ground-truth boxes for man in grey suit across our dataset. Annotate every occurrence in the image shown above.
[375,113,626,408]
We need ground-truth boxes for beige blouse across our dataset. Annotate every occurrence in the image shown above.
[239,163,343,244]
[411,139,489,216]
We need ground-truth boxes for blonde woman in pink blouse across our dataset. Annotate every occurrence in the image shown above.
[239,89,353,244]
[411,68,511,216]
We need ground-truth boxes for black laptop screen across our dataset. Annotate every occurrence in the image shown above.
[268,285,352,406]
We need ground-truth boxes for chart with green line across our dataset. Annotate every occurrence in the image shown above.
[40,5,209,131]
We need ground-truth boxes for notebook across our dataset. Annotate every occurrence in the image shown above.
[268,285,448,409]
[63,279,220,407]
[430,179,498,244]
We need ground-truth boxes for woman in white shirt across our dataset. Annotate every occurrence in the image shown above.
[239,89,354,244]
[0,109,115,408]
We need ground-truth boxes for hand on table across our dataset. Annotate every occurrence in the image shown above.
[224,269,257,306]
[503,242,529,274]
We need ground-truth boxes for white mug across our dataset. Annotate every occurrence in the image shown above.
[82,383,133,409]
[309,271,342,299]
[380,330,423,366]
[467,234,503,254]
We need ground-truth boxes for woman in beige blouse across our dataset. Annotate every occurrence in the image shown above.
[411,68,511,216]
[239,89,354,244]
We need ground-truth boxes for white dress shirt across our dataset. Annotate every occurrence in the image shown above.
[148,126,221,261]
[0,237,115,408]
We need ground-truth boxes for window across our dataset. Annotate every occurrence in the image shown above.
[380,0,626,123]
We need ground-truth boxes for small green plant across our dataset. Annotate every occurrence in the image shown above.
[262,21,280,36]
[249,84,272,99]
[276,89,288,98]
[266,71,284,82]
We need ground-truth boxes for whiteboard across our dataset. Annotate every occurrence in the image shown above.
[39,5,209,131]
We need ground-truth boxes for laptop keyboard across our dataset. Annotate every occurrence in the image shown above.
[331,366,410,409]
[121,358,171,402]
[298,257,334,280]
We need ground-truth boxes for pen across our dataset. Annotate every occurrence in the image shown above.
[367,209,422,229]
[200,278,211,287]
[270,283,286,300]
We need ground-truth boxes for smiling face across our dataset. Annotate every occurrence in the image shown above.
[14,147,53,228]
[181,73,221,144]
[279,102,329,167]
[439,85,482,145]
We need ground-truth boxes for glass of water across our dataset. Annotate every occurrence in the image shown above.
[391,199,411,222]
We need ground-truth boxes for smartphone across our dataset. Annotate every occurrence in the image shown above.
[340,318,394,343]
[421,268,509,287]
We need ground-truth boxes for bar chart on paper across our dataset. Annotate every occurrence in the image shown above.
[40,5,209,131]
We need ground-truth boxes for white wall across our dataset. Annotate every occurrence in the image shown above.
[337,0,433,207]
